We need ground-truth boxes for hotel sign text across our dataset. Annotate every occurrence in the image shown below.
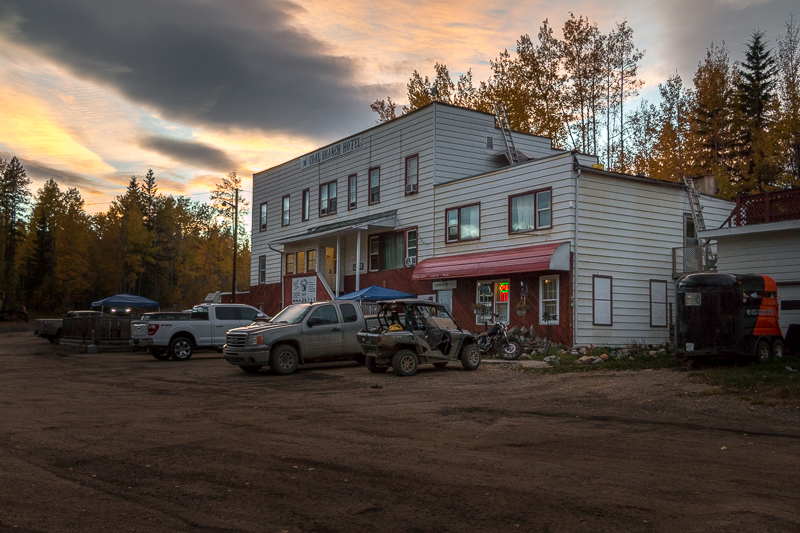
[301,136,362,169]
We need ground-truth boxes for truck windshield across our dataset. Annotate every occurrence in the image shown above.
[270,305,311,324]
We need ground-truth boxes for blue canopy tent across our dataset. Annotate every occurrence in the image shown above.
[335,286,414,302]
[91,294,160,315]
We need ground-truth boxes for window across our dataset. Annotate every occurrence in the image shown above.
[476,280,510,325]
[593,275,613,326]
[348,174,357,210]
[406,229,417,265]
[650,280,668,327]
[369,167,380,204]
[259,202,267,232]
[368,230,412,271]
[446,204,480,242]
[319,181,337,216]
[215,307,238,320]
[307,249,317,272]
[297,251,306,274]
[258,255,266,284]
[340,303,358,323]
[302,189,310,221]
[368,236,380,271]
[285,253,295,275]
[540,276,559,324]
[281,195,290,226]
[509,188,552,233]
[405,155,418,195]
[239,307,260,321]
[307,305,339,325]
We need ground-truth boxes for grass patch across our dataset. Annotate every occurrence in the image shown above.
[689,355,800,408]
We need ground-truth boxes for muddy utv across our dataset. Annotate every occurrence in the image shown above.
[356,299,480,376]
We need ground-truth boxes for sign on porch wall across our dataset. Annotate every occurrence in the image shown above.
[292,277,317,303]
[432,280,457,291]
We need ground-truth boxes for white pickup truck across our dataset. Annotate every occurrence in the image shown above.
[130,303,267,360]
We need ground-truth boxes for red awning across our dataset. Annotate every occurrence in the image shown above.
[412,242,570,280]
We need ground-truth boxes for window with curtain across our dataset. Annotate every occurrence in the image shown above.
[446,204,480,242]
[405,155,418,194]
[381,232,404,270]
[302,189,310,221]
[509,188,552,233]
[282,195,290,226]
[259,202,267,232]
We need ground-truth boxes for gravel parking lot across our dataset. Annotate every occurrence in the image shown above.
[1,327,799,532]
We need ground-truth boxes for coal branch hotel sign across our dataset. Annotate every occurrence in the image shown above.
[300,136,362,169]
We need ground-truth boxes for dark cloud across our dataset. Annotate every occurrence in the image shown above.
[1,0,380,138]
[0,151,104,194]
[139,135,238,172]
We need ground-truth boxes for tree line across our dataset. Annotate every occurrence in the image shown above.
[0,158,251,315]
[371,13,800,197]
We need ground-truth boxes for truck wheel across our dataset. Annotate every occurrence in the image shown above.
[499,340,523,361]
[241,365,263,373]
[755,339,771,362]
[366,357,389,373]
[771,339,785,359]
[270,345,299,375]
[170,336,194,361]
[460,344,481,371]
[392,349,418,377]
[151,347,170,361]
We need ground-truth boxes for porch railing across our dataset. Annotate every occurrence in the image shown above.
[721,188,800,227]
[672,244,717,278]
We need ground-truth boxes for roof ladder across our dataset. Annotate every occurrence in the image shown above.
[493,100,520,166]
[683,174,717,271]
[682,174,707,232]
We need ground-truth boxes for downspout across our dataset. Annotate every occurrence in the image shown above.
[268,243,285,309]
[574,169,580,348]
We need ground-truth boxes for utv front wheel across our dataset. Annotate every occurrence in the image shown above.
[460,344,481,371]
[392,349,419,377]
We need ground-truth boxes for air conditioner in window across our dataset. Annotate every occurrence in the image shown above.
[404,256,417,267]
[406,183,417,194]
[349,201,356,209]
[320,207,327,216]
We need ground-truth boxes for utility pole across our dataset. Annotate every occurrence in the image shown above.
[223,188,239,303]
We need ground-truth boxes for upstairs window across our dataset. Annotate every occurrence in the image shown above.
[281,195,290,226]
[348,174,357,210]
[369,167,380,204]
[319,181,337,216]
[509,188,552,233]
[259,202,267,232]
[302,189,310,221]
[405,155,418,195]
[446,204,480,243]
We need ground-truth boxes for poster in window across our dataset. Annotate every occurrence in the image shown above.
[291,276,317,303]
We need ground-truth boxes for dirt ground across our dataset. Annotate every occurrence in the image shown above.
[1,327,799,533]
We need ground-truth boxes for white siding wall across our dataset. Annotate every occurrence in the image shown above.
[574,173,734,346]
[714,231,800,283]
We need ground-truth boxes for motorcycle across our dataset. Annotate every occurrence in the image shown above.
[476,313,523,360]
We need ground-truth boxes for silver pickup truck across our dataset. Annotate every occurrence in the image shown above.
[224,300,370,375]
[131,303,267,360]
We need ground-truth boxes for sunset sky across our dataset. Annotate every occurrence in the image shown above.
[0,0,795,221]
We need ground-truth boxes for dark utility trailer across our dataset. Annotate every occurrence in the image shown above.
[675,273,785,363]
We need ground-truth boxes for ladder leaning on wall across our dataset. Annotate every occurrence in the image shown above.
[682,175,717,271]
[493,100,520,166]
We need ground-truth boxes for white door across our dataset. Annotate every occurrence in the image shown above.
[438,290,453,315]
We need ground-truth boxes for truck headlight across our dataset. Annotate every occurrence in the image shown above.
[246,334,263,346]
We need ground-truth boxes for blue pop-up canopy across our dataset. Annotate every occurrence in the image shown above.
[91,293,159,312]
[335,286,414,302]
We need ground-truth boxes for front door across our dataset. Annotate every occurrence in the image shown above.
[302,304,344,359]
[437,290,453,315]
[325,246,340,295]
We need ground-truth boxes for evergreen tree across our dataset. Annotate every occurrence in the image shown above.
[735,30,780,192]
[0,156,31,309]
[776,15,800,186]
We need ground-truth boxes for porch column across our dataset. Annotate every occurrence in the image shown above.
[335,235,341,296]
[356,230,361,291]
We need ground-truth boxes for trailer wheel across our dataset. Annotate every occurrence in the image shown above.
[755,339,771,362]
[771,339,785,359]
